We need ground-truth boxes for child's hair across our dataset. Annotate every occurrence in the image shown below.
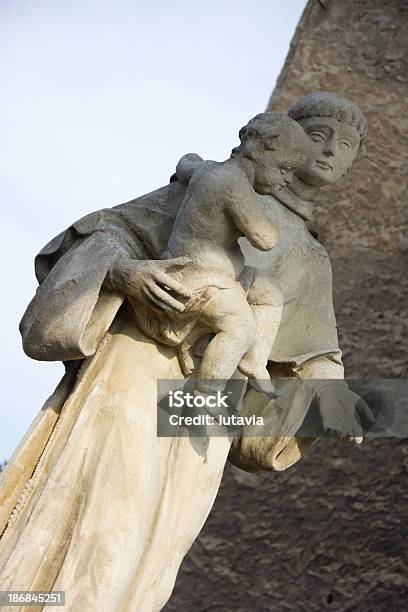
[232,112,310,161]
[288,91,368,145]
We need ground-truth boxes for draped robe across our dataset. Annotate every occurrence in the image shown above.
[0,178,344,611]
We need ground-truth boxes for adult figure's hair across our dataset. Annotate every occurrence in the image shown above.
[288,91,368,145]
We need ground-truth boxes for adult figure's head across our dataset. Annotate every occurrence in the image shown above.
[288,91,368,188]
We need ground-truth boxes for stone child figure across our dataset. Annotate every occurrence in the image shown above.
[132,112,311,396]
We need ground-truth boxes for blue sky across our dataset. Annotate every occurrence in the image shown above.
[0,0,306,460]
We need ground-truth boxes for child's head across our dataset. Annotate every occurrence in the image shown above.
[234,112,311,196]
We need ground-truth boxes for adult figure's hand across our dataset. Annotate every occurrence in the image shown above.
[107,255,192,313]
[315,380,376,444]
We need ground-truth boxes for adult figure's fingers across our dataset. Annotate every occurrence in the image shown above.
[153,269,192,298]
[339,434,363,445]
[145,282,186,313]
[324,421,364,443]
[355,397,376,430]
[143,285,180,313]
[340,395,374,444]
[317,384,367,443]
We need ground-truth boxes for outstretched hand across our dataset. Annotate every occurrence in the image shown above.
[316,381,376,444]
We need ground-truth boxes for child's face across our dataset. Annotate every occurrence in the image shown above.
[251,129,309,196]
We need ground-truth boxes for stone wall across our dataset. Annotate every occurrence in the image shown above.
[267,0,408,378]
[165,2,407,610]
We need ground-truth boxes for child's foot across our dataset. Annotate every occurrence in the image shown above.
[238,353,259,379]
[250,371,276,397]
[238,357,276,397]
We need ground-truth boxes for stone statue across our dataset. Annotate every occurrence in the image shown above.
[229,91,374,470]
[133,112,310,396]
[0,92,373,611]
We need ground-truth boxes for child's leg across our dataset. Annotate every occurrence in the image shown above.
[238,272,283,393]
[196,288,256,395]
[176,322,211,376]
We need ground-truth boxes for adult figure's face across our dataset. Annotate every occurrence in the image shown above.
[295,116,360,187]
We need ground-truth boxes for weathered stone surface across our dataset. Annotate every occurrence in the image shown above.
[165,1,408,609]
[2,2,406,608]
[166,439,408,612]
[268,0,408,379]
[2,95,373,608]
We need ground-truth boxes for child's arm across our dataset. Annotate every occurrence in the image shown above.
[225,175,279,251]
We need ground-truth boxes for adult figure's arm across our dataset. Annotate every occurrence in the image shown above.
[20,182,190,362]
[296,356,375,443]
[6,182,190,530]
